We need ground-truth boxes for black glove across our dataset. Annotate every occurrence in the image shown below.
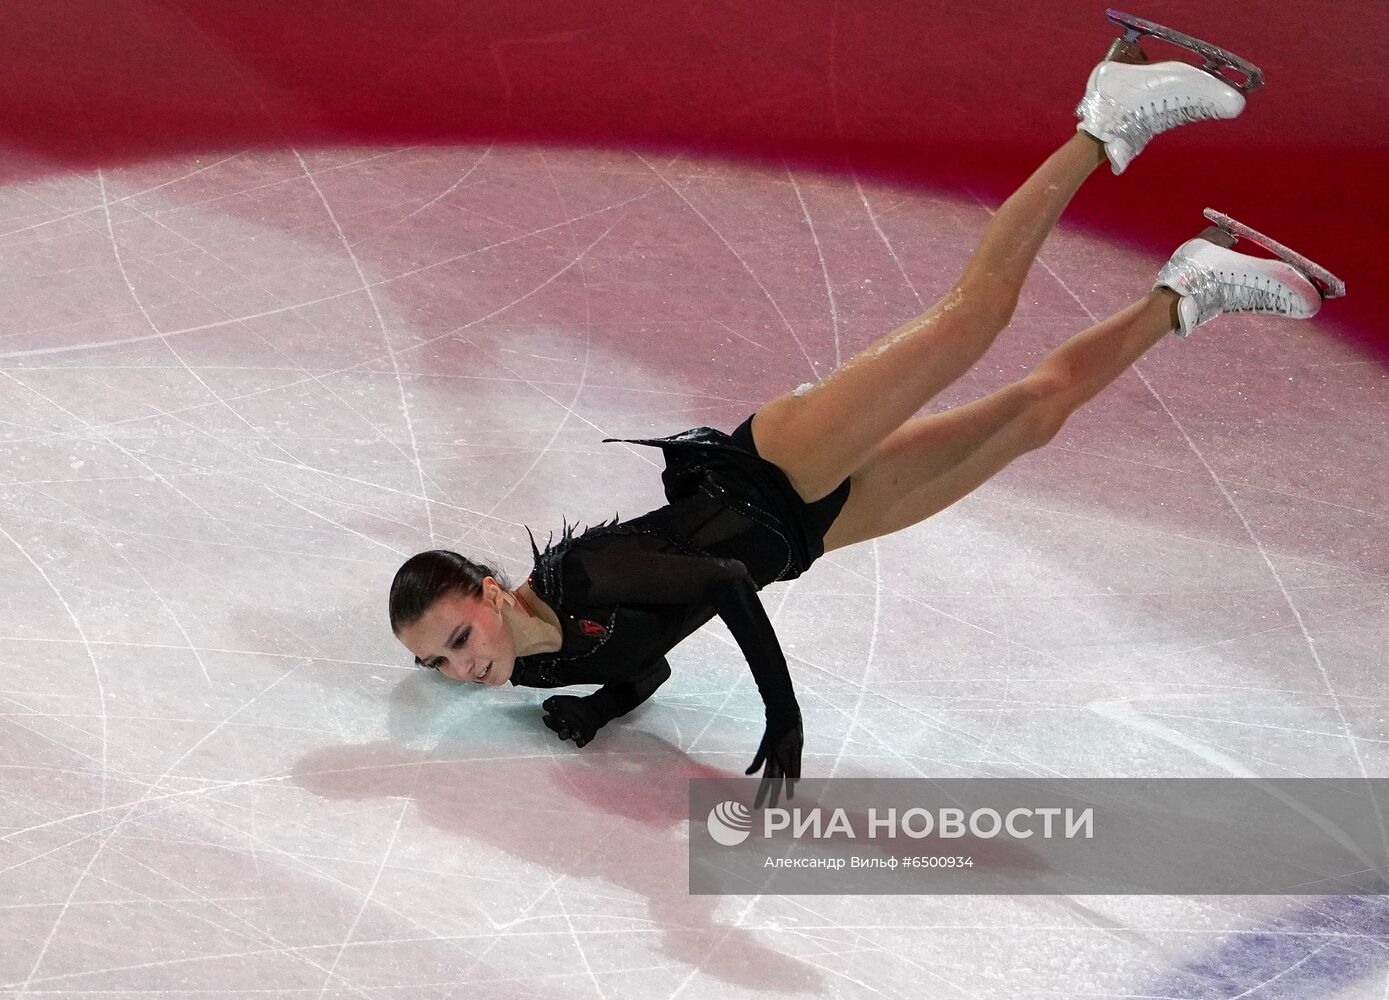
[744,705,802,808]
[541,694,609,749]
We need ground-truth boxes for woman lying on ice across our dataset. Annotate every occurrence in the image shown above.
[387,13,1344,807]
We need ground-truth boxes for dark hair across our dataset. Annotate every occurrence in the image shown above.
[388,550,514,634]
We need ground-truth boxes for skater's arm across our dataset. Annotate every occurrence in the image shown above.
[540,657,670,747]
[568,546,802,803]
[590,656,672,720]
[567,548,798,717]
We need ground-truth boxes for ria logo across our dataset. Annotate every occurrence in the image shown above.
[706,800,753,846]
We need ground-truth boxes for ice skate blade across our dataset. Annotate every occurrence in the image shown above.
[1203,208,1347,299]
[1105,9,1264,93]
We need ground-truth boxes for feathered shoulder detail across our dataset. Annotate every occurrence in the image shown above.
[524,513,622,611]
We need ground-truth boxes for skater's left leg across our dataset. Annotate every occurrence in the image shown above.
[821,290,1179,552]
[751,132,1107,506]
[752,19,1254,507]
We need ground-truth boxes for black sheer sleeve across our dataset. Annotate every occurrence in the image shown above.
[588,656,671,722]
[540,656,671,747]
[566,546,798,718]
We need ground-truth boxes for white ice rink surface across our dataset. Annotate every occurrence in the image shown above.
[2,144,1387,998]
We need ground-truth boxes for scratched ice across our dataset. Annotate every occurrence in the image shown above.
[0,138,1386,1000]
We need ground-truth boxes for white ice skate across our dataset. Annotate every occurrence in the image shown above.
[1156,209,1347,337]
[1077,10,1260,175]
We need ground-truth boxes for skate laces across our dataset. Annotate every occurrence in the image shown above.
[1140,97,1220,131]
[1122,96,1220,151]
[1164,257,1297,322]
[1220,273,1293,316]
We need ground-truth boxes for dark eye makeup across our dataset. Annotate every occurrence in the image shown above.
[416,626,471,671]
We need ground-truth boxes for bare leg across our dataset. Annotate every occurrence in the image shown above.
[821,290,1179,552]
[752,132,1108,504]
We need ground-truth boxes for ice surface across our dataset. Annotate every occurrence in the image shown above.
[1,142,1386,998]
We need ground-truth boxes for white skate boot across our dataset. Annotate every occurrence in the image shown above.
[1077,11,1262,175]
[1156,209,1347,337]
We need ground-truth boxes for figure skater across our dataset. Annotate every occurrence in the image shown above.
[388,13,1344,807]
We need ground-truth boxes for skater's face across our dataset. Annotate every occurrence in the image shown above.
[397,580,516,687]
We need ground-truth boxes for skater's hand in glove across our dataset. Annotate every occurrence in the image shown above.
[745,705,802,808]
[541,694,607,749]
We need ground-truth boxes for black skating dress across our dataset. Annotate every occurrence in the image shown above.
[509,412,852,730]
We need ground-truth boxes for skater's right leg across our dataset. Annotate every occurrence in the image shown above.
[820,216,1345,553]
[820,290,1180,553]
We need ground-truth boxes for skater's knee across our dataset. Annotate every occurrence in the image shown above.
[1024,363,1072,401]
[952,273,1019,333]
[1016,369,1074,448]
